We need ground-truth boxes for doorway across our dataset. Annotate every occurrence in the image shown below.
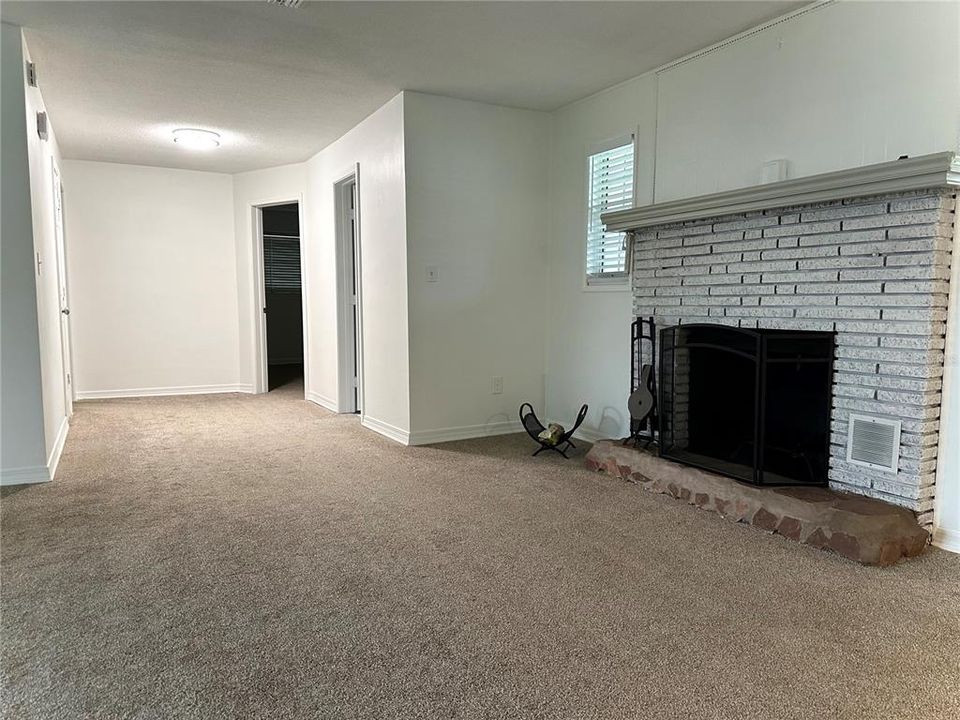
[258,202,304,392]
[335,171,362,414]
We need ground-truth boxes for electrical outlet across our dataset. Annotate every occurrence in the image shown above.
[492,376,503,395]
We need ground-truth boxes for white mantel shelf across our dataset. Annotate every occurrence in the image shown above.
[603,151,960,233]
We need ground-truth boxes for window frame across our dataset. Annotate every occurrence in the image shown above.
[583,132,637,292]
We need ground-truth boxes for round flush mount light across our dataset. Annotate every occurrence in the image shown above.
[172,128,221,150]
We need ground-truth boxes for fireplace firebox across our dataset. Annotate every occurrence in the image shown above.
[658,324,835,486]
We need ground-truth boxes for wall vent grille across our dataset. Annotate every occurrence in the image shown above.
[266,0,304,8]
[846,414,901,473]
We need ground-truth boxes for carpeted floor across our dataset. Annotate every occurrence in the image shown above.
[2,380,959,720]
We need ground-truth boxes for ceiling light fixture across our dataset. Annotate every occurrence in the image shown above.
[172,128,221,150]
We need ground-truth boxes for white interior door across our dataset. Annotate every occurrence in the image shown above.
[52,161,74,416]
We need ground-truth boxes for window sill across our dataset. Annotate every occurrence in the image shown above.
[582,279,631,293]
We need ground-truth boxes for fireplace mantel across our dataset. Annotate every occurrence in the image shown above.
[602,151,959,232]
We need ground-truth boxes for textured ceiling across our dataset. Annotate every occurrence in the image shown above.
[2,1,802,173]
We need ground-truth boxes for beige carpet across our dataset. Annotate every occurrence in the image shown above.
[2,381,959,720]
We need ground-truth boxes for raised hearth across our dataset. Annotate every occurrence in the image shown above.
[585,439,929,566]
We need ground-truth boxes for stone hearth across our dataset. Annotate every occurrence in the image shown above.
[585,439,929,566]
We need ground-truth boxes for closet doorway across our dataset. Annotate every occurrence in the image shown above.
[257,202,305,393]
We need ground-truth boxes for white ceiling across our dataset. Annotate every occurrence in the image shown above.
[2,1,802,174]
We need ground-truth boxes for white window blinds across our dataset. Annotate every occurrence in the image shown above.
[586,136,634,283]
[263,235,301,292]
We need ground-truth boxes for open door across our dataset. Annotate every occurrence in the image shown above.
[51,161,73,417]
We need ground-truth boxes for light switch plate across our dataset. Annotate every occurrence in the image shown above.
[426,265,439,282]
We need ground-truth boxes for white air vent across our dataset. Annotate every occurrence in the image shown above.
[846,414,901,473]
[266,0,303,8]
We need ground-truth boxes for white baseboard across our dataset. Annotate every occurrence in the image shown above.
[306,390,338,412]
[0,465,50,486]
[76,383,254,400]
[0,415,70,487]
[408,420,522,446]
[361,415,411,445]
[933,525,960,554]
[47,416,69,480]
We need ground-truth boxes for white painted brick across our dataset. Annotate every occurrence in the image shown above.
[881,335,946,350]
[798,256,884,270]
[799,229,886,247]
[840,293,947,308]
[835,320,945,336]
[876,389,941,406]
[889,195,945,212]
[726,260,797,273]
[877,362,944,379]
[883,280,950,295]
[762,245,837,260]
[884,251,950,268]
[800,281,883,295]
[724,306,795,318]
[715,237,777,253]
[710,284,774,296]
[683,251,742,266]
[833,384,876,400]
[656,223,707,239]
[683,274,744,286]
[761,295,835,306]
[841,209,941,230]
[840,265,950,282]
[763,269,840,283]
[801,202,888,222]
[837,346,942,364]
[840,237,951,255]
[684,229,746,246]
[887,222,954,240]
[881,307,948,322]
[713,216,779,232]
[764,219,841,237]
[796,306,880,320]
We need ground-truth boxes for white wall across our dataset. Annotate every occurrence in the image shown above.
[655,0,960,201]
[403,92,549,441]
[545,0,960,440]
[304,93,410,436]
[545,75,658,438]
[1,23,48,482]
[232,162,307,390]
[62,161,241,397]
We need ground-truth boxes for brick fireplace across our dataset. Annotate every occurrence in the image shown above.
[603,152,959,527]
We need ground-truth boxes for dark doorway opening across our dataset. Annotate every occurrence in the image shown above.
[261,203,303,392]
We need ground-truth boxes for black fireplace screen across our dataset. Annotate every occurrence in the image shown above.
[658,324,835,486]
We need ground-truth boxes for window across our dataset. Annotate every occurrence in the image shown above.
[585,135,634,285]
[263,235,301,292]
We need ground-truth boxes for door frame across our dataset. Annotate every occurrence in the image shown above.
[51,158,74,417]
[250,194,308,395]
[334,166,364,415]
